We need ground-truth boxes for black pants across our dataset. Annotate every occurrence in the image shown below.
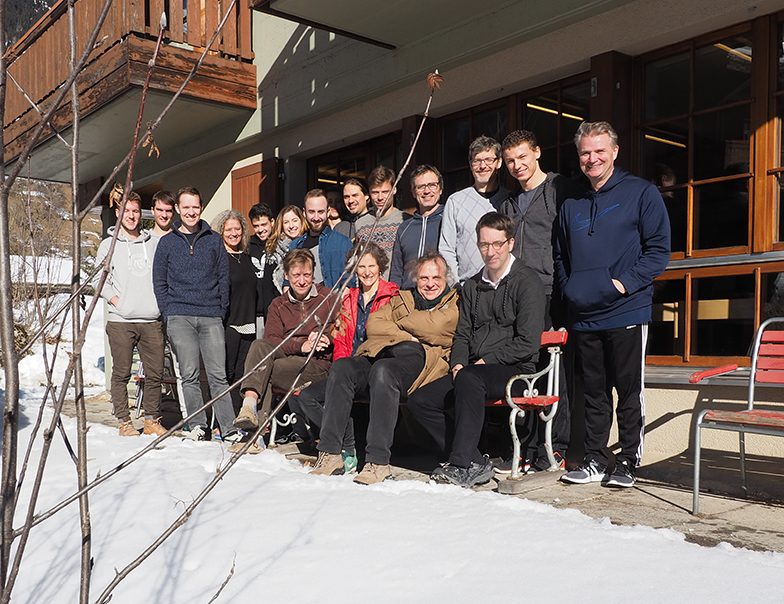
[317,341,425,465]
[295,378,356,453]
[407,363,529,468]
[574,324,647,467]
[225,327,255,415]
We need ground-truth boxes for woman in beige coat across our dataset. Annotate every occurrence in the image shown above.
[311,250,459,484]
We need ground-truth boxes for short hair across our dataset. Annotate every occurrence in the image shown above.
[468,136,501,162]
[325,185,343,199]
[213,209,250,253]
[501,130,539,153]
[282,248,315,274]
[476,212,515,240]
[368,166,396,189]
[343,177,369,197]
[350,239,389,276]
[249,203,274,222]
[304,188,327,204]
[405,249,452,287]
[126,191,142,205]
[152,190,174,208]
[176,186,202,206]
[574,121,619,149]
[410,165,443,192]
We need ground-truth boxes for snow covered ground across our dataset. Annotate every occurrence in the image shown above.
[4,300,784,602]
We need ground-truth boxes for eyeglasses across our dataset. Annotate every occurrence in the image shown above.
[477,239,510,252]
[414,182,440,192]
[470,157,499,167]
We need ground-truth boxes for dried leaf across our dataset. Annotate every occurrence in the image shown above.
[108,182,123,208]
[426,70,443,90]
[143,131,161,158]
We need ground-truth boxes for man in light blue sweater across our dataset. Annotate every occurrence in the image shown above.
[438,136,510,284]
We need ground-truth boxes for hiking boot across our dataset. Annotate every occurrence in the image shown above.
[432,455,495,488]
[233,404,259,431]
[118,418,140,437]
[354,463,391,485]
[528,452,566,473]
[606,460,636,488]
[228,440,264,454]
[310,451,344,476]
[494,457,532,475]
[143,417,167,436]
[561,458,607,484]
[183,425,209,441]
[342,450,358,474]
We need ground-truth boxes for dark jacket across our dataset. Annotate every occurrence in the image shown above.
[152,220,229,320]
[264,284,336,371]
[248,234,280,318]
[450,259,545,372]
[496,173,583,296]
[290,226,353,289]
[389,204,444,289]
[554,168,671,331]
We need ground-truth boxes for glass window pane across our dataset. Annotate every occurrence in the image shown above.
[643,52,689,122]
[762,272,784,321]
[558,143,581,180]
[522,91,558,150]
[316,162,338,187]
[442,116,470,172]
[695,35,752,111]
[560,82,590,144]
[693,179,749,250]
[472,106,507,144]
[660,188,687,254]
[339,155,365,182]
[375,145,395,170]
[778,23,784,91]
[650,279,686,356]
[692,274,755,356]
[693,104,750,182]
[444,169,472,199]
[641,121,688,184]
[778,176,784,244]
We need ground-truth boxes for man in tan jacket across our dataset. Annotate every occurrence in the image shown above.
[311,250,459,484]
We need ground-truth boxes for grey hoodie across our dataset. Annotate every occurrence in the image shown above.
[96,227,160,322]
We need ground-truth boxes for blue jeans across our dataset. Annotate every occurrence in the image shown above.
[167,315,236,435]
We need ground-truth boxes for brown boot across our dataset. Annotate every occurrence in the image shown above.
[143,417,167,436]
[118,418,140,437]
[232,403,259,431]
[354,463,391,485]
[310,451,344,476]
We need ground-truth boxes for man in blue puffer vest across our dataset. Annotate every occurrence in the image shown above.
[290,189,352,289]
[555,121,670,488]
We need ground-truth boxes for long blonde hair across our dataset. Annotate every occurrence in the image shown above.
[266,205,306,255]
[213,209,250,253]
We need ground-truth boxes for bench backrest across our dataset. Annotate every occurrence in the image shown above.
[749,319,784,408]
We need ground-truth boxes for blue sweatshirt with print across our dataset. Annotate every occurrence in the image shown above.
[554,168,670,331]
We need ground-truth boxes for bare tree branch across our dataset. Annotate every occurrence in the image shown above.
[206,555,236,604]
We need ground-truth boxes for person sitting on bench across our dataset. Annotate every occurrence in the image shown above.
[311,250,459,485]
[407,212,545,488]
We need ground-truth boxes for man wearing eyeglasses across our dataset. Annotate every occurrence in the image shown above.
[389,165,445,289]
[438,136,510,284]
[407,212,545,488]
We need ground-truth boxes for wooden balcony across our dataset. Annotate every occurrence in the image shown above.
[4,0,256,176]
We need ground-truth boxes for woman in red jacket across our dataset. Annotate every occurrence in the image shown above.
[293,241,397,469]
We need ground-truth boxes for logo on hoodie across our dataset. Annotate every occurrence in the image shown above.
[570,204,620,232]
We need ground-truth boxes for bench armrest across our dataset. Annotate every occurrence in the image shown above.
[689,364,740,384]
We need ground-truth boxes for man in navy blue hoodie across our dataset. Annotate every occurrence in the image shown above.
[555,122,670,488]
[153,187,239,442]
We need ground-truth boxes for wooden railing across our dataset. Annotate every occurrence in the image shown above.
[4,0,253,127]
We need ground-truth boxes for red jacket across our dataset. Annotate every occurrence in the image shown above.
[332,279,398,359]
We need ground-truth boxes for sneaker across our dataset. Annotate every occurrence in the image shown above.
[221,431,243,445]
[432,455,495,488]
[494,457,532,475]
[528,452,566,473]
[342,450,358,474]
[233,404,259,431]
[310,451,345,476]
[183,425,209,441]
[354,463,391,485]
[606,460,636,488]
[561,458,607,484]
[143,417,167,436]
[118,418,140,437]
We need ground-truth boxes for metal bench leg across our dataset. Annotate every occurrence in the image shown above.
[693,421,702,515]
[739,432,747,498]
[540,401,558,471]
[508,408,524,480]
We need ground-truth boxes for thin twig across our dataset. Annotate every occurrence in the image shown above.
[206,555,236,604]
[6,72,71,150]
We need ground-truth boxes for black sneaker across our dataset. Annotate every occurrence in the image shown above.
[528,451,566,473]
[493,457,532,475]
[606,460,636,488]
[432,455,495,488]
[561,458,607,484]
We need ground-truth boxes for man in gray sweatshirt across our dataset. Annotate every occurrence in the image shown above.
[97,192,167,437]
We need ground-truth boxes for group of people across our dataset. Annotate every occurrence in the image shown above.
[99,120,670,490]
